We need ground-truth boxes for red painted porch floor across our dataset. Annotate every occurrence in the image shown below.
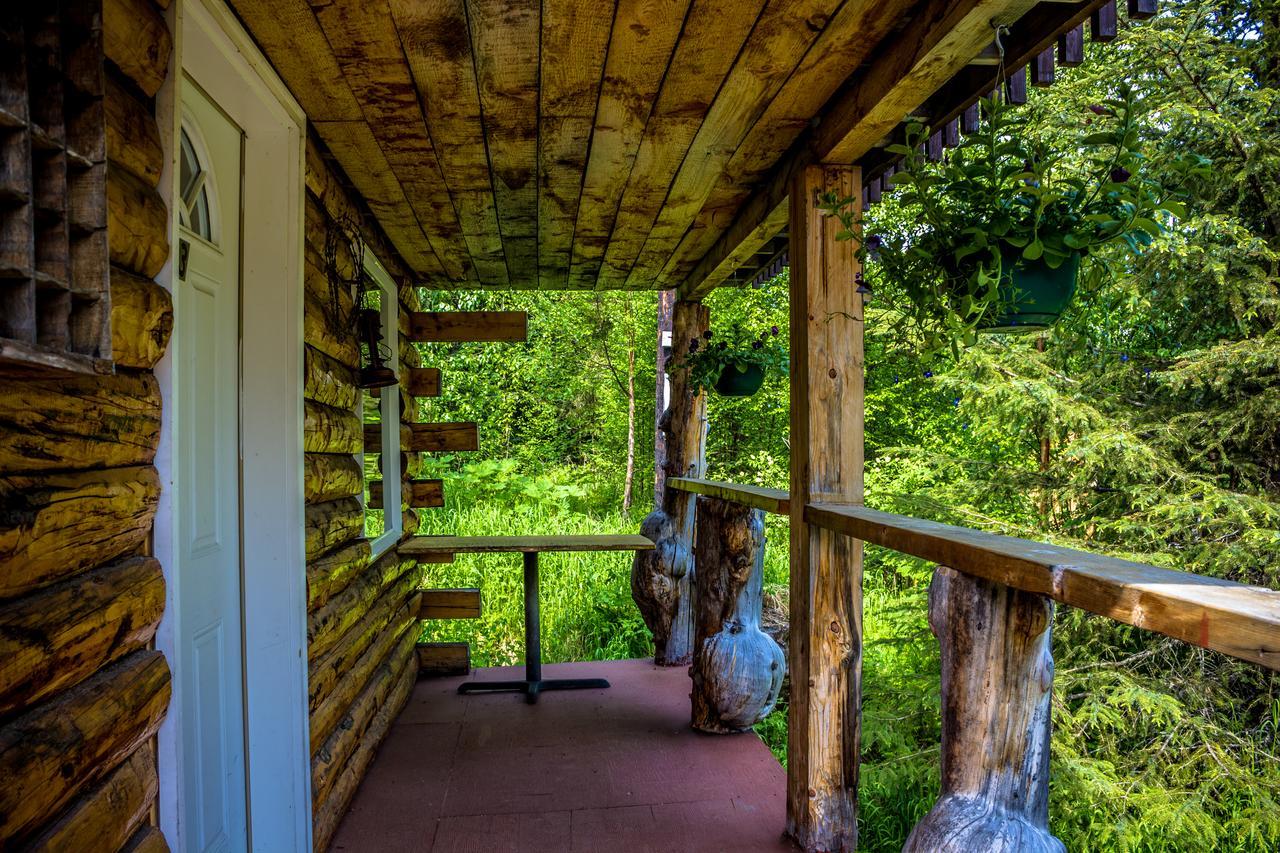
[330,658,798,852]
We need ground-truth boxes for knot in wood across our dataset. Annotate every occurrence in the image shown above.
[829,620,841,635]
[828,367,838,379]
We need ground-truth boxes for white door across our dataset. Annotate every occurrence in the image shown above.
[175,80,250,853]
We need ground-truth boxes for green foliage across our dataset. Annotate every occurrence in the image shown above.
[669,320,788,393]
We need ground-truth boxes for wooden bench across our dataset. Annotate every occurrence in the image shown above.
[401,535,655,703]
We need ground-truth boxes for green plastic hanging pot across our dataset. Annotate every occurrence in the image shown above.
[713,362,766,396]
[980,251,1081,333]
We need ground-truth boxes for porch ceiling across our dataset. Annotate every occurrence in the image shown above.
[229,0,1053,291]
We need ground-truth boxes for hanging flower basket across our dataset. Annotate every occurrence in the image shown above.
[713,362,766,396]
[980,252,1082,333]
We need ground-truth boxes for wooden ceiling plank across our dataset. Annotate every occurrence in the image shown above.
[312,120,445,278]
[567,0,693,291]
[621,0,848,290]
[226,0,363,122]
[311,0,474,283]
[679,0,1038,299]
[466,0,541,285]
[390,0,509,286]
[593,0,767,290]
[538,0,615,289]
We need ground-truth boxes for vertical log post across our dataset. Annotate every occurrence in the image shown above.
[787,165,864,852]
[690,496,786,733]
[904,567,1063,852]
[633,299,708,665]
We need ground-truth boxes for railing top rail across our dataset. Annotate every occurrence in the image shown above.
[809,502,1280,672]
[669,477,790,515]
[668,478,1280,671]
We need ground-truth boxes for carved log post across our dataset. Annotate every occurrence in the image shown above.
[787,165,864,852]
[904,566,1063,853]
[633,299,708,666]
[690,496,785,733]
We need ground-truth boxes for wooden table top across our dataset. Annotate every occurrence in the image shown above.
[400,534,655,555]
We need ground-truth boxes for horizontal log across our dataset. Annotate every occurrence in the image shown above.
[110,266,173,369]
[304,400,362,455]
[305,497,364,559]
[409,552,455,565]
[105,75,163,188]
[669,477,790,515]
[304,290,360,369]
[104,0,172,97]
[308,552,419,662]
[417,642,469,677]
[406,311,527,343]
[399,338,423,370]
[108,165,169,279]
[0,650,170,845]
[307,539,372,614]
[311,627,416,806]
[303,453,362,504]
[23,740,157,853]
[0,556,164,718]
[364,422,478,454]
[304,345,360,411]
[368,479,444,510]
[0,466,160,598]
[312,655,415,853]
[405,367,440,398]
[120,824,168,853]
[805,503,1280,671]
[402,507,420,538]
[0,372,160,473]
[308,583,412,727]
[310,597,416,752]
[420,588,481,620]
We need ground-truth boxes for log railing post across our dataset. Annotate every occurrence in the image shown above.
[904,566,1064,853]
[633,299,708,666]
[787,164,864,852]
[690,496,785,733]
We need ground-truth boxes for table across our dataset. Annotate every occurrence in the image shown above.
[400,535,655,703]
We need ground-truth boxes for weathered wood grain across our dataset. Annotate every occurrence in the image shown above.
[633,299,707,664]
[417,642,470,676]
[308,554,419,662]
[0,372,160,473]
[406,311,527,343]
[405,367,441,398]
[669,477,789,515]
[305,497,365,560]
[110,265,172,369]
[104,75,163,188]
[690,496,784,734]
[787,165,863,852]
[103,0,171,97]
[22,740,157,853]
[369,478,444,509]
[0,556,163,718]
[303,453,363,504]
[0,465,160,598]
[0,650,170,845]
[403,534,654,554]
[309,589,413,725]
[904,567,1063,852]
[307,539,373,615]
[107,165,169,279]
[420,588,481,619]
[304,344,360,411]
[364,422,478,454]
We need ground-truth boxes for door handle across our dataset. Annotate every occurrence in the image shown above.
[178,238,190,281]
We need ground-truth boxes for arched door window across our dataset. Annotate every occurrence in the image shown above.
[178,127,214,242]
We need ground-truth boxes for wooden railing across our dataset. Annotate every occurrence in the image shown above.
[669,476,1280,850]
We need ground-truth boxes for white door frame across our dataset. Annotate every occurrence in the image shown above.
[153,1,311,849]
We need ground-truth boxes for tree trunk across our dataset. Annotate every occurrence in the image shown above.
[653,289,674,505]
[22,740,156,853]
[304,453,362,504]
[691,496,785,733]
[107,166,169,280]
[903,566,1063,853]
[622,342,636,512]
[110,266,173,369]
[0,372,160,473]
[0,650,170,846]
[0,466,160,598]
[633,299,707,666]
[0,556,164,718]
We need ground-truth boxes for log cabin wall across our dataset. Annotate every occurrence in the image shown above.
[301,135,424,852]
[0,0,174,850]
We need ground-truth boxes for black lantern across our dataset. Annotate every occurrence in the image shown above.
[325,214,399,391]
[355,307,397,390]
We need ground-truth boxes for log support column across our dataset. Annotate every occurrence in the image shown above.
[690,496,785,733]
[904,567,1063,852]
[787,165,863,852]
[633,299,708,666]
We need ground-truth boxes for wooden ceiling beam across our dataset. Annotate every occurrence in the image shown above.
[678,0,1048,300]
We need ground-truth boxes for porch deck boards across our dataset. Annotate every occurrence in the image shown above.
[329,658,797,852]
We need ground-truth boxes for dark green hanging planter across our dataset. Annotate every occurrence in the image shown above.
[713,362,766,396]
[981,251,1082,333]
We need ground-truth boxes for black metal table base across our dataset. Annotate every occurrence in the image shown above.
[456,551,611,704]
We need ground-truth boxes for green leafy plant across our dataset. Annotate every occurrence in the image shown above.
[670,323,789,392]
[822,84,1211,357]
